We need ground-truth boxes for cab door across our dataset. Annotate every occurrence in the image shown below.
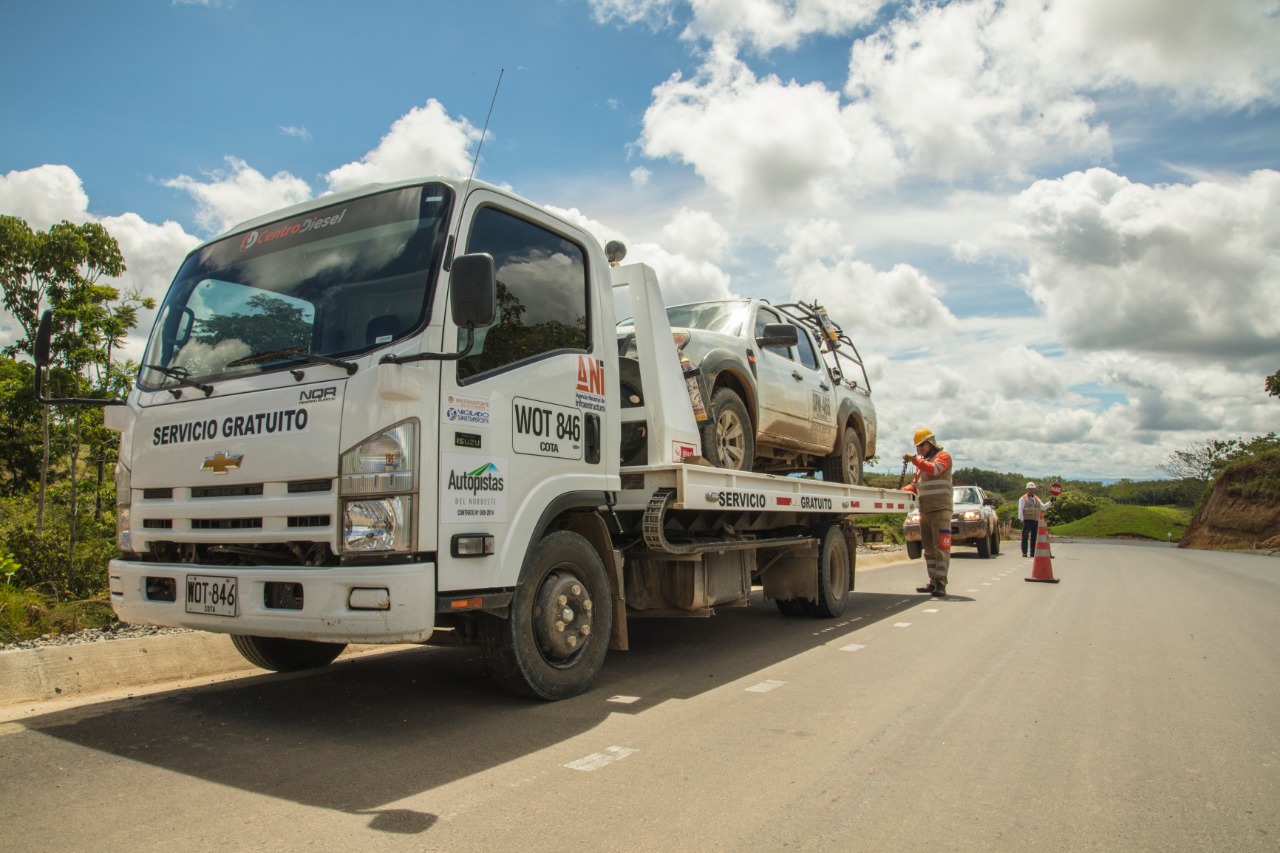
[790,325,838,451]
[751,304,808,443]
[435,191,608,593]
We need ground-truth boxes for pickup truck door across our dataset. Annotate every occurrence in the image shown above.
[752,305,807,443]
[790,325,838,451]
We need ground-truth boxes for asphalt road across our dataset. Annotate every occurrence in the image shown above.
[1,541,1276,851]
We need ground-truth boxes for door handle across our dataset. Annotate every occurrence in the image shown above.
[819,383,830,391]
[792,371,804,381]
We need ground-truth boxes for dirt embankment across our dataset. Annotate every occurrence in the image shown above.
[1180,450,1280,551]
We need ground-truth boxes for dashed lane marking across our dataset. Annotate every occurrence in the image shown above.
[923,608,939,613]
[565,746,638,772]
[607,696,640,705]
[894,622,912,628]
[745,679,787,693]
[840,643,867,652]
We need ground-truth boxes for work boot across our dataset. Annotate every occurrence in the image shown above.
[931,582,947,598]
[916,582,935,594]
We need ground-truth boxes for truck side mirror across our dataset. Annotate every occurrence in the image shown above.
[35,310,53,367]
[756,323,798,349]
[450,253,496,328]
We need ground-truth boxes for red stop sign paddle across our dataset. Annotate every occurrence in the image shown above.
[1049,482,1063,497]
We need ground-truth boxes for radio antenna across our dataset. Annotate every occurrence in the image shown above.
[448,68,503,269]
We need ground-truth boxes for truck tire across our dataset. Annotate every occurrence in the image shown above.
[905,540,922,560]
[991,529,1001,555]
[976,533,991,558]
[821,425,864,485]
[618,357,648,466]
[480,530,613,700]
[804,524,852,618]
[702,387,753,471]
[230,635,347,672]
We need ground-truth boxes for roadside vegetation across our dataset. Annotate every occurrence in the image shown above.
[1050,505,1192,541]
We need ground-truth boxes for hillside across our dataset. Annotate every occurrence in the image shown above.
[1180,449,1280,551]
[1050,505,1190,541]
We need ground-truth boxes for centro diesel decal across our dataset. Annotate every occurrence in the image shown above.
[239,209,347,251]
[152,409,309,446]
[716,490,767,509]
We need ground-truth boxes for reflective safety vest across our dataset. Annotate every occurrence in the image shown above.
[912,450,953,513]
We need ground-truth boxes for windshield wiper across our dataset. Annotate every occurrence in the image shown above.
[142,363,213,398]
[226,346,358,376]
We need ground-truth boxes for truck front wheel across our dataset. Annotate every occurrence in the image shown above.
[480,530,613,700]
[905,540,922,560]
[230,635,347,672]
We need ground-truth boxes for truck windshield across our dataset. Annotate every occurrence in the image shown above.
[662,301,749,336]
[139,183,452,390]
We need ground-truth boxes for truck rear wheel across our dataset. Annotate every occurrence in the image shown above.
[821,425,864,485]
[702,387,753,471]
[804,524,852,618]
[230,635,347,672]
[480,530,612,700]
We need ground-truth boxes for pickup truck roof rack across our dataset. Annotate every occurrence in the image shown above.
[775,301,872,394]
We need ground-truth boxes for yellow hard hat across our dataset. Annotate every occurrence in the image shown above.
[913,428,936,447]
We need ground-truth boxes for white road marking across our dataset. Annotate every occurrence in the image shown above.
[565,746,638,772]
[745,679,787,693]
[894,622,912,628]
[923,608,939,613]
[968,589,979,592]
[840,643,867,652]
[607,695,640,705]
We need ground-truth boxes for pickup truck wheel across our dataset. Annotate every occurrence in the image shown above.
[480,530,612,700]
[905,540,922,560]
[702,387,753,471]
[230,635,347,672]
[991,529,1001,555]
[821,425,864,485]
[976,532,991,558]
[804,523,852,618]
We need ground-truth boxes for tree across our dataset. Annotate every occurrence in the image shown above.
[1159,438,1248,483]
[1267,369,1280,398]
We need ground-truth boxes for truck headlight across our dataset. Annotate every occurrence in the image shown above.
[906,510,919,522]
[340,420,416,495]
[343,496,412,552]
[340,421,417,554]
[115,462,132,551]
[963,510,982,521]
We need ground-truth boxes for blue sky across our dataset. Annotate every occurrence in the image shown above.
[2,0,1278,480]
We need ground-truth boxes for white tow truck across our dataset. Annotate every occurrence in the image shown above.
[34,177,916,699]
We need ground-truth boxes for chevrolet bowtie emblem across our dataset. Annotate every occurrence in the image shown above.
[201,451,243,475]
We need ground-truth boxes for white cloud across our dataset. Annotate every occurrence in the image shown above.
[325,99,481,192]
[682,0,881,53]
[0,165,201,362]
[630,166,652,188]
[777,218,956,336]
[641,39,899,211]
[589,0,678,30]
[0,164,91,229]
[660,208,731,262]
[1005,167,1280,363]
[164,156,312,235]
[279,125,312,142]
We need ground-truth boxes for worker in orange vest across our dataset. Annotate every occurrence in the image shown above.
[902,428,954,597]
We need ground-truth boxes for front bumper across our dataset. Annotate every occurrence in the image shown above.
[903,518,988,544]
[108,558,436,644]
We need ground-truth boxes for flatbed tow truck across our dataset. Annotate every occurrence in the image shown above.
[34,177,915,699]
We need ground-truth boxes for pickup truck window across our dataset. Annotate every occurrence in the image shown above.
[793,326,820,371]
[754,306,790,357]
[458,206,589,382]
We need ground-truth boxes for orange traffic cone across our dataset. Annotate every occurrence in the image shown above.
[1025,516,1060,583]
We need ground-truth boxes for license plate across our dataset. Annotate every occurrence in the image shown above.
[185,574,238,617]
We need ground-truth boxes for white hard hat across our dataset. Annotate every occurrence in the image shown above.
[1026,482,1037,489]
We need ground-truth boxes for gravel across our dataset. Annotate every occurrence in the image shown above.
[0,623,192,652]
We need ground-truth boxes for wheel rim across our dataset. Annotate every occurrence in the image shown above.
[717,409,747,468]
[531,568,595,667]
[827,538,849,596]
[843,432,861,483]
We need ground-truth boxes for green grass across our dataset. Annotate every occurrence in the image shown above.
[1049,504,1192,541]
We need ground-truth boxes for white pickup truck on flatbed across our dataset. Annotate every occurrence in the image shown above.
[35,177,916,699]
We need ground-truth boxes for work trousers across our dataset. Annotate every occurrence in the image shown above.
[1021,519,1039,556]
[919,506,951,583]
